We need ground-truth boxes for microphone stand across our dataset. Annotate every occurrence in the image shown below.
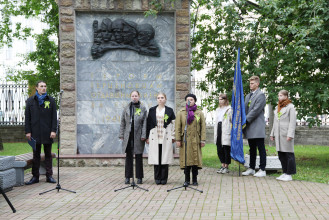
[115,102,148,192]
[167,102,203,193]
[39,91,76,195]
[0,187,16,213]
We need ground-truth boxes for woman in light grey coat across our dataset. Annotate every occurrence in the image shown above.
[213,94,232,174]
[119,91,147,184]
[270,90,297,181]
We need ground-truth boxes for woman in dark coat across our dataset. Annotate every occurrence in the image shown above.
[119,91,147,184]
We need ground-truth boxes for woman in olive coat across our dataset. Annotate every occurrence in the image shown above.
[175,94,206,186]
[270,90,297,182]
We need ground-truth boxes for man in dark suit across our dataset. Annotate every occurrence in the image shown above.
[242,76,267,177]
[25,81,57,185]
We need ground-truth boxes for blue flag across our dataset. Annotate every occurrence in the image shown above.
[230,48,246,164]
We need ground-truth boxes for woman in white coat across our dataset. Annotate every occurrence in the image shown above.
[214,94,232,174]
[146,93,175,185]
[270,90,297,181]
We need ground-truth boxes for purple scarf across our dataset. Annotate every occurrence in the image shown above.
[186,104,197,125]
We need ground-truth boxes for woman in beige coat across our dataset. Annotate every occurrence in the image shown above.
[146,93,175,185]
[270,90,297,181]
[175,94,206,186]
[213,94,232,174]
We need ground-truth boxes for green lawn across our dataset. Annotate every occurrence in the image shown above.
[202,144,329,184]
[1,142,328,184]
[0,142,58,167]
[0,142,58,156]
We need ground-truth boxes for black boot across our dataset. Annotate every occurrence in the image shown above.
[192,175,198,186]
[25,176,39,185]
[184,166,191,185]
[192,166,198,186]
[125,178,130,184]
[46,176,56,183]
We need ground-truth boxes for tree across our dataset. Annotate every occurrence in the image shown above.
[191,0,329,126]
[0,0,59,98]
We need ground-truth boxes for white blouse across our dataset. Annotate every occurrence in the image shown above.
[216,105,230,123]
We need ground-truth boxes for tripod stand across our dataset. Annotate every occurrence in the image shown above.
[39,91,76,195]
[167,102,203,193]
[0,187,16,213]
[114,103,148,192]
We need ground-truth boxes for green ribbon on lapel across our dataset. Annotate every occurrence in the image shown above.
[135,108,141,116]
[195,115,200,122]
[44,101,50,109]
[164,114,169,123]
[278,112,282,120]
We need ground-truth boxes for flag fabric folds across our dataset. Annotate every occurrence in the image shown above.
[230,48,246,164]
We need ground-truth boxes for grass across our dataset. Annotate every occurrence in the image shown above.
[0,142,58,167]
[202,144,329,184]
[0,142,58,156]
[1,142,328,184]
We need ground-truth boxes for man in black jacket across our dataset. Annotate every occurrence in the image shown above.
[25,81,57,185]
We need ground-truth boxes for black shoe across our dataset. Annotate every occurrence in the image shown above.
[155,179,161,185]
[25,176,39,185]
[184,181,190,186]
[125,178,130,184]
[161,180,167,185]
[193,181,198,186]
[46,176,56,183]
[137,178,143,184]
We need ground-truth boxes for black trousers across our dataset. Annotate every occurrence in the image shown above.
[125,141,144,179]
[154,144,169,182]
[248,138,267,171]
[184,166,198,182]
[32,143,53,178]
[278,151,296,175]
[216,122,231,165]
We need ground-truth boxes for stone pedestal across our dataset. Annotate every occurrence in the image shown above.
[244,154,282,170]
[0,156,16,190]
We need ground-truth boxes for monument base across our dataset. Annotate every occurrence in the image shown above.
[59,154,180,167]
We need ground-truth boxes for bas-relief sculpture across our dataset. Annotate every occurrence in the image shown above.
[91,18,160,59]
[76,13,175,155]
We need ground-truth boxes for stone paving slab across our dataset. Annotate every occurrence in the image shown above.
[0,166,328,219]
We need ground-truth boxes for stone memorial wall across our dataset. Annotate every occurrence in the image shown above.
[76,13,175,154]
[58,0,191,156]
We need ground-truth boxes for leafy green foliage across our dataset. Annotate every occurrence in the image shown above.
[192,0,329,126]
[0,0,59,98]
[145,0,177,17]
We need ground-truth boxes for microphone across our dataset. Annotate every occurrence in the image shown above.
[59,90,64,94]
[187,100,190,106]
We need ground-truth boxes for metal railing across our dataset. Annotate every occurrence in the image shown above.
[0,83,29,125]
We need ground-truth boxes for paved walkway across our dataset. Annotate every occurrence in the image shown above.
[1,166,328,219]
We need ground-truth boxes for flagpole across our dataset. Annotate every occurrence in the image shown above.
[239,163,241,176]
